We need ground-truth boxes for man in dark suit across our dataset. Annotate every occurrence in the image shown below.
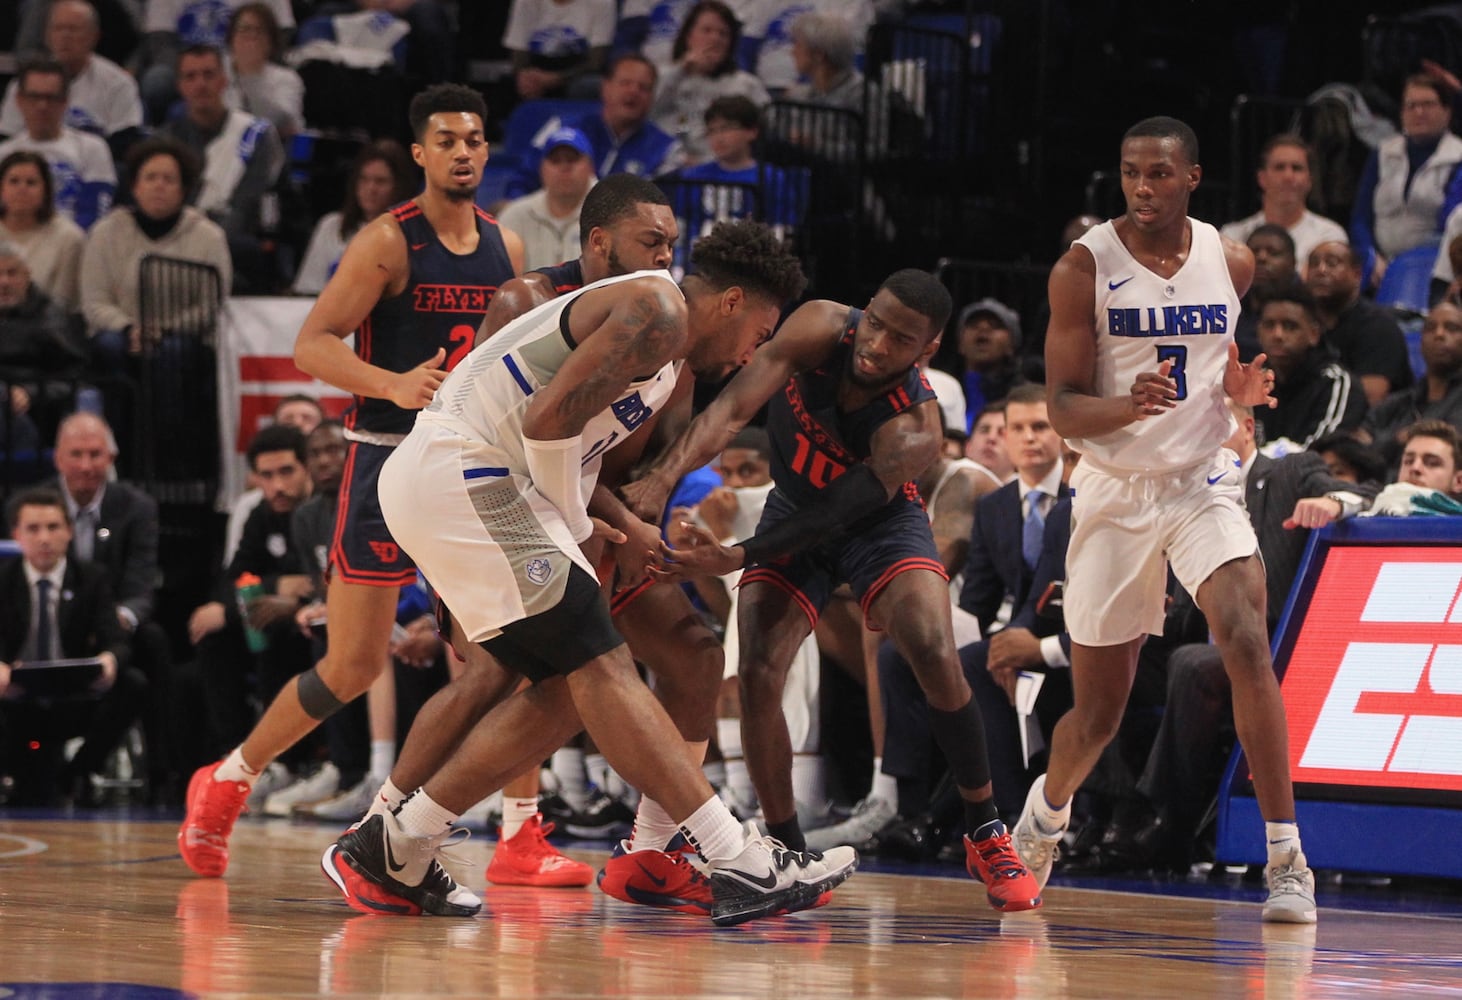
[1100,398,1376,871]
[0,486,142,805]
[48,412,171,796]
[876,384,1074,854]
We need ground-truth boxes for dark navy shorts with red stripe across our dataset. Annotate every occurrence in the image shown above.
[330,440,419,587]
[739,488,947,629]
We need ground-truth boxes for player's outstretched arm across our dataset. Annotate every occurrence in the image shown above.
[293,214,446,408]
[1045,246,1173,438]
[623,299,847,523]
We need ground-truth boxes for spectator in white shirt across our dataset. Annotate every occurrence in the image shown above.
[0,0,144,142]
[497,127,598,270]
[0,58,116,231]
[0,151,85,309]
[224,2,304,140]
[1220,134,1348,278]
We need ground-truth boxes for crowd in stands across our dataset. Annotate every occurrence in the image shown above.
[1,0,1461,892]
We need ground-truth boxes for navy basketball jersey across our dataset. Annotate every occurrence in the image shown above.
[347,200,516,438]
[533,258,585,293]
[766,307,938,514]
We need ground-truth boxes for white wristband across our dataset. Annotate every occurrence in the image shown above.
[524,434,593,542]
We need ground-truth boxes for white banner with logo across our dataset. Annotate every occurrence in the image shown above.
[216,296,353,506]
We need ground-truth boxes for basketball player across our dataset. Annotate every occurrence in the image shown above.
[623,269,1044,913]
[178,83,525,878]
[1011,116,1317,923]
[354,174,716,896]
[322,220,858,927]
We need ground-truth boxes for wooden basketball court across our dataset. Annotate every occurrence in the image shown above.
[2,814,1460,998]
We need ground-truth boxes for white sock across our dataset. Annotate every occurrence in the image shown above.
[1265,822,1302,865]
[725,759,755,807]
[1032,775,1071,836]
[369,739,395,780]
[870,757,897,806]
[501,797,538,840]
[551,748,589,809]
[396,789,457,838]
[678,795,746,863]
[630,796,680,852]
[716,717,742,758]
[215,747,261,786]
[702,760,726,790]
[585,752,610,793]
[378,777,408,812]
[792,754,829,814]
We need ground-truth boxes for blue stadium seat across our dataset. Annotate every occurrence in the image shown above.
[1374,240,1440,316]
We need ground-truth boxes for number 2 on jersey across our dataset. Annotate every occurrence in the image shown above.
[1155,345,1188,401]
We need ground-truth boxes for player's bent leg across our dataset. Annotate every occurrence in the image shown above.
[179,581,399,878]
[874,572,1040,912]
[736,580,814,837]
[325,678,585,915]
[615,583,723,743]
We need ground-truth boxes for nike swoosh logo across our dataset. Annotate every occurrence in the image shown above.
[1108,276,1134,290]
[385,832,408,874]
[1206,473,1224,485]
[410,242,428,251]
[636,861,668,888]
[721,866,780,889]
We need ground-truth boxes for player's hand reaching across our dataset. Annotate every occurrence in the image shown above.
[1223,342,1277,408]
[1129,359,1178,419]
[610,515,661,590]
[387,347,448,409]
[657,521,745,579]
[619,475,673,527]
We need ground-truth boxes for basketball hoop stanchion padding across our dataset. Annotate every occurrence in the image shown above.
[1215,517,1462,878]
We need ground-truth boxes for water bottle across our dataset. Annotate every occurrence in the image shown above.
[235,572,269,653]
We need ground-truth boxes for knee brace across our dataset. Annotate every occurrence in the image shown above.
[297,665,347,721]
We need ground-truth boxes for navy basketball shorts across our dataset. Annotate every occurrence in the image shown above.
[330,440,419,588]
[739,488,946,629]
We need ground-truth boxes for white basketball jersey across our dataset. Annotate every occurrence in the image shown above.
[1069,219,1239,473]
[418,269,683,492]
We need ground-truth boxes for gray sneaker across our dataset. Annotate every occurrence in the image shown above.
[708,835,858,926]
[804,795,894,853]
[262,763,340,817]
[243,761,292,813]
[297,773,382,822]
[1262,847,1317,924]
[1012,775,1064,891]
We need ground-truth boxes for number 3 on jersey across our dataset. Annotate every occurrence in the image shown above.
[1155,345,1188,400]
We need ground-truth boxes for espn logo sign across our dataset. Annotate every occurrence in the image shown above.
[1282,550,1462,792]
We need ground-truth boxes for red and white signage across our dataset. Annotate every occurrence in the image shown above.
[1282,547,1462,792]
[217,297,352,503]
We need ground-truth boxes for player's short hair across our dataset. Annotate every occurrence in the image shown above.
[688,218,806,306]
[1260,283,1320,326]
[1123,116,1200,166]
[880,268,953,334]
[247,423,306,468]
[727,425,771,458]
[409,83,488,142]
[580,173,670,238]
[1403,418,1462,470]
